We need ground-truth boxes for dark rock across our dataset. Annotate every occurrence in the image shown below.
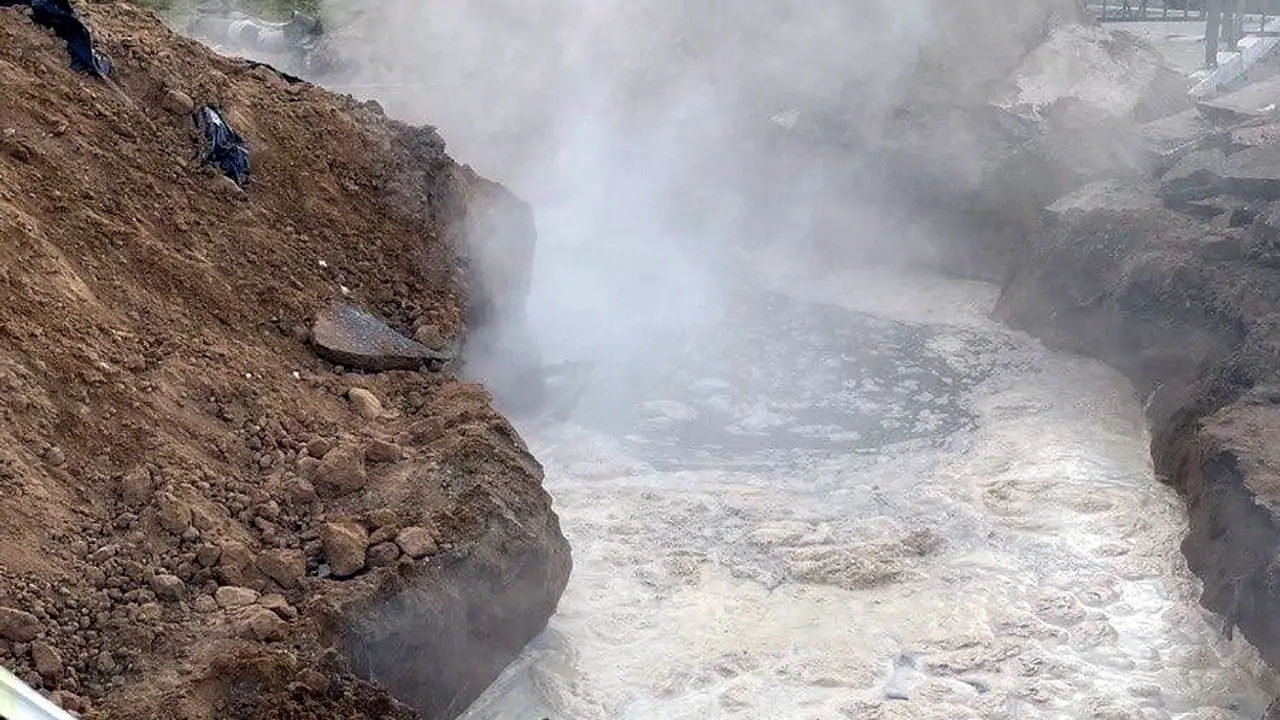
[366,542,400,567]
[1159,148,1228,205]
[1199,234,1245,262]
[1246,202,1280,267]
[310,302,451,372]
[1229,205,1261,228]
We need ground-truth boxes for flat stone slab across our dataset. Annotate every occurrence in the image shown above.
[1197,73,1280,123]
[1046,179,1161,220]
[1160,148,1230,204]
[311,302,451,372]
[1219,143,1280,200]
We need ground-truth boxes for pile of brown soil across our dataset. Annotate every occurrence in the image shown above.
[0,1,569,718]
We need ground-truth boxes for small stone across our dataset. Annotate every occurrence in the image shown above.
[216,540,262,587]
[258,594,298,621]
[368,525,398,545]
[50,690,83,713]
[95,650,117,674]
[364,508,398,529]
[395,526,438,560]
[212,174,246,198]
[256,549,305,589]
[412,324,446,349]
[297,668,330,694]
[346,387,382,420]
[135,602,162,623]
[157,494,193,535]
[240,607,285,642]
[286,477,318,504]
[312,446,368,499]
[364,439,403,463]
[366,542,400,567]
[190,505,216,531]
[0,606,40,642]
[44,446,66,467]
[119,469,154,507]
[192,595,217,613]
[320,522,368,578]
[161,89,195,116]
[30,641,63,681]
[306,437,336,459]
[214,586,259,609]
[195,544,222,568]
[149,574,186,600]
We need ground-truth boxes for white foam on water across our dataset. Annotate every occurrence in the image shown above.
[461,268,1274,720]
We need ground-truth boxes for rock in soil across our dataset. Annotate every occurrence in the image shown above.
[311,302,450,372]
[395,526,438,559]
[321,522,369,578]
[214,586,260,609]
[347,387,382,419]
[0,606,40,642]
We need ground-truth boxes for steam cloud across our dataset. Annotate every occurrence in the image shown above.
[309,0,1083,413]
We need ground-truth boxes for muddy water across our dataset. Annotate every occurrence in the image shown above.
[461,267,1274,720]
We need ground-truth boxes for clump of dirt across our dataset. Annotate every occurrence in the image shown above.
[0,2,568,718]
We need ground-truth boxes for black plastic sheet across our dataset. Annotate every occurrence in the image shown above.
[195,105,252,188]
[0,0,111,76]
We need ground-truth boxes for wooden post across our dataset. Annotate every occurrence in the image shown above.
[1207,0,1223,68]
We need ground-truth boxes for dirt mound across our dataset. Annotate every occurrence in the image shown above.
[0,2,569,718]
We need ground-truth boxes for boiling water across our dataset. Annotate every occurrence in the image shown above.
[461,265,1273,720]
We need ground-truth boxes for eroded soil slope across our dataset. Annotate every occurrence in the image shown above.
[0,2,569,718]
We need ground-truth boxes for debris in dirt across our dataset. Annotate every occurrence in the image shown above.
[160,88,194,117]
[0,606,40,642]
[149,574,186,600]
[1160,148,1229,204]
[320,521,368,578]
[311,444,368,498]
[395,526,437,559]
[366,541,400,567]
[0,0,111,76]
[1196,74,1280,123]
[256,549,305,589]
[1218,144,1280,200]
[29,640,62,682]
[195,105,252,188]
[346,386,382,419]
[238,607,286,642]
[214,586,259,609]
[310,301,451,372]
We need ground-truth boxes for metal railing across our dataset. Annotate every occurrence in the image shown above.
[0,665,76,720]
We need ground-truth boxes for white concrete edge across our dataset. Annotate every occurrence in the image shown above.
[0,666,77,720]
[1190,34,1280,98]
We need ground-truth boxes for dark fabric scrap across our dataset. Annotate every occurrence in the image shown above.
[195,105,252,188]
[0,0,111,76]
